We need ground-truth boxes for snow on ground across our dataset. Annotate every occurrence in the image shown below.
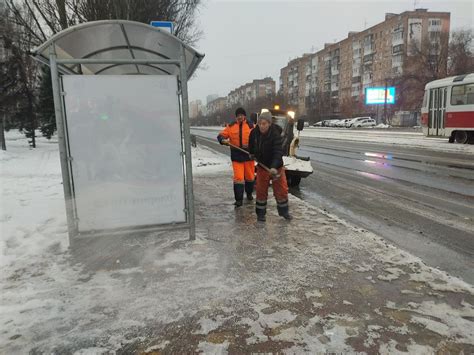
[191,144,231,175]
[193,126,474,154]
[1,130,473,353]
[301,128,474,154]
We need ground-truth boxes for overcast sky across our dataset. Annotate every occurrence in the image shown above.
[187,0,473,103]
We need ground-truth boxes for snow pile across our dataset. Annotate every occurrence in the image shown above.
[300,128,474,153]
[191,145,230,175]
[375,123,391,128]
[0,131,68,268]
[283,156,313,173]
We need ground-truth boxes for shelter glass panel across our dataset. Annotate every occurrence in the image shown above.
[62,75,186,232]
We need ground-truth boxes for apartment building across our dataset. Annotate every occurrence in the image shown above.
[189,100,204,119]
[279,54,312,115]
[206,97,227,116]
[280,9,450,118]
[227,77,275,107]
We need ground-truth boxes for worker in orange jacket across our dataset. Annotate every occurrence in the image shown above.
[217,107,255,207]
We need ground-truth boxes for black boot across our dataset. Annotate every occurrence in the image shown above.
[245,180,255,201]
[277,200,292,220]
[233,183,244,208]
[256,200,267,222]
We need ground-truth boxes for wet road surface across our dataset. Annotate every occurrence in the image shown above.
[192,128,474,284]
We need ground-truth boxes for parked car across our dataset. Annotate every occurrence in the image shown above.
[313,121,323,127]
[353,118,376,127]
[346,116,372,128]
[336,119,351,128]
[328,119,342,127]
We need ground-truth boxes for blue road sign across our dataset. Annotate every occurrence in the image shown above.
[150,21,174,35]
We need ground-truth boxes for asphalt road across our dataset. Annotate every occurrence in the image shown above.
[192,128,474,284]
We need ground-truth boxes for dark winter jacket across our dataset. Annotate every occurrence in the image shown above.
[217,119,254,162]
[248,124,284,169]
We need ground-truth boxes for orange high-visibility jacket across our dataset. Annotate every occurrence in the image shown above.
[217,118,254,162]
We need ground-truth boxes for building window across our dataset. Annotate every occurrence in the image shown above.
[392,44,403,54]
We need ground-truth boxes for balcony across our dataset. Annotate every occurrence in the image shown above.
[392,66,403,76]
[363,54,374,64]
[428,24,442,32]
[362,73,373,85]
[363,45,374,55]
[392,34,404,46]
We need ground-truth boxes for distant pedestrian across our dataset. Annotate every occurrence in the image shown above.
[217,108,255,207]
[248,111,291,222]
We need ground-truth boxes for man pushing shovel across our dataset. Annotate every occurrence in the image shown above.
[248,111,292,222]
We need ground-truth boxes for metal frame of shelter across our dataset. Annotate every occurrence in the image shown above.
[30,20,204,241]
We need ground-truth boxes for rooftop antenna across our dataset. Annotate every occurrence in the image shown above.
[414,0,418,9]
[364,19,367,29]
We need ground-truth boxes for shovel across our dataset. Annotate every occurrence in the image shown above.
[226,142,281,179]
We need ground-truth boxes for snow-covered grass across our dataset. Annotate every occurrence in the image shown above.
[191,145,230,175]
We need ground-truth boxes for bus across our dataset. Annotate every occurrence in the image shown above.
[421,73,474,144]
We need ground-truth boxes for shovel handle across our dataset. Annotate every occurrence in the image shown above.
[227,142,280,179]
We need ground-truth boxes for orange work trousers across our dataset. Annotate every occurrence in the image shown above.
[255,166,288,202]
[232,161,255,183]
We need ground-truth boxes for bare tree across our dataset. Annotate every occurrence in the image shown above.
[400,31,449,110]
[448,28,474,76]
[76,0,203,45]
[4,0,203,142]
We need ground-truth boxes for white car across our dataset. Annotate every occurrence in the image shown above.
[329,119,342,127]
[346,116,372,128]
[337,119,351,127]
[353,118,376,127]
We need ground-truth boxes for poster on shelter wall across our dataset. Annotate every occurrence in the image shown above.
[62,75,186,232]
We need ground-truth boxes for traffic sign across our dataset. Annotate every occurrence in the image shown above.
[150,21,174,35]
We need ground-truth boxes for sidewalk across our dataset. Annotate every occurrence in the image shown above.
[1,141,473,353]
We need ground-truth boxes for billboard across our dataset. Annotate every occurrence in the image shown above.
[62,75,186,232]
[365,87,396,105]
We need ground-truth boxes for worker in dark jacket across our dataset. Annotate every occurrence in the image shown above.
[217,107,255,207]
[248,111,291,222]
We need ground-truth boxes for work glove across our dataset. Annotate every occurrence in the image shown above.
[221,139,230,146]
[269,168,278,177]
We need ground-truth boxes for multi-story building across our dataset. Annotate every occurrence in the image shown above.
[279,54,312,115]
[280,9,450,118]
[227,77,275,107]
[206,94,219,105]
[206,97,227,116]
[189,100,204,119]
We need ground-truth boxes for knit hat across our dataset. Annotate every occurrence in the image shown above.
[235,107,246,117]
[258,111,272,123]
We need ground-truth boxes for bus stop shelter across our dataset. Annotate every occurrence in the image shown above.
[31,20,204,241]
